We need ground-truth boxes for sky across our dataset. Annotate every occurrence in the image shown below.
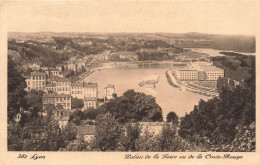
[3,0,257,35]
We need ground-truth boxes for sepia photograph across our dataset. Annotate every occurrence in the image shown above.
[0,0,259,164]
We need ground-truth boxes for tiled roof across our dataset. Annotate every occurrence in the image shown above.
[56,77,71,82]
[31,72,46,76]
[71,82,83,87]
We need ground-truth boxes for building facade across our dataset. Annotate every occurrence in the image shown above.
[67,63,77,72]
[83,82,98,110]
[104,84,115,101]
[50,68,60,77]
[175,69,198,81]
[71,82,84,99]
[42,93,72,111]
[56,77,71,94]
[25,71,47,91]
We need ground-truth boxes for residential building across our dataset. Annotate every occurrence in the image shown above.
[104,84,115,101]
[71,82,84,99]
[25,71,47,91]
[50,68,60,77]
[42,92,72,111]
[83,82,98,110]
[56,77,71,94]
[56,65,63,72]
[67,63,77,72]
[45,83,57,92]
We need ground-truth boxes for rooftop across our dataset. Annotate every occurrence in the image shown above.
[31,71,46,76]
[71,82,83,87]
[56,77,71,82]
[83,82,98,88]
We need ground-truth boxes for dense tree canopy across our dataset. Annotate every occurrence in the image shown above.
[8,57,27,121]
[166,111,179,126]
[98,89,163,124]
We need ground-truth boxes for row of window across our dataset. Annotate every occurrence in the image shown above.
[72,91,83,94]
[44,97,70,102]
[32,76,45,80]
[28,86,44,90]
[71,86,83,89]
[57,87,70,92]
[51,71,59,75]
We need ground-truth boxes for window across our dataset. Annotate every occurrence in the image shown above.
[67,103,70,107]
[39,77,41,80]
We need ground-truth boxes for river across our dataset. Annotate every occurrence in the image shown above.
[84,63,210,119]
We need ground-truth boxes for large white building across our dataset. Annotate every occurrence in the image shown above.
[175,69,198,81]
[198,66,224,81]
[25,71,47,91]
[175,61,224,81]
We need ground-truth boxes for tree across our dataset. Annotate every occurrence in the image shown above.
[83,108,99,120]
[65,69,74,78]
[158,123,190,151]
[118,122,141,151]
[92,113,123,151]
[71,98,84,109]
[25,89,44,113]
[8,56,27,121]
[135,129,160,151]
[69,109,83,125]
[166,112,179,126]
[98,89,163,124]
